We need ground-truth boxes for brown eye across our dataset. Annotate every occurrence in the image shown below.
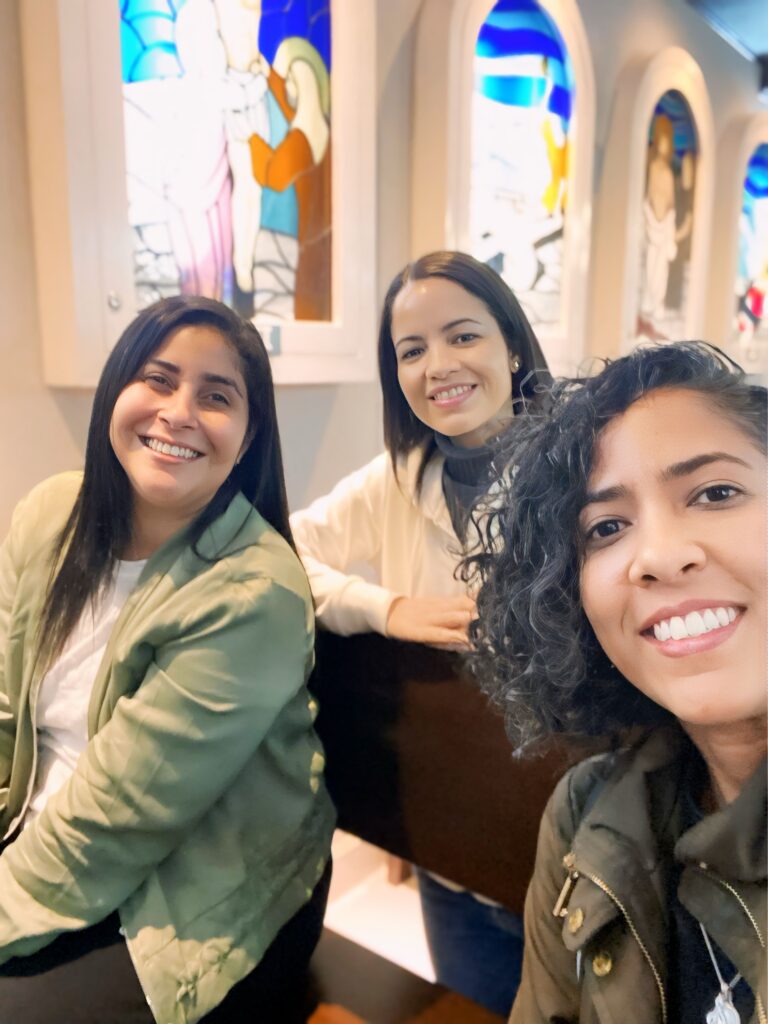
[584,518,626,545]
[144,373,171,390]
[692,484,741,506]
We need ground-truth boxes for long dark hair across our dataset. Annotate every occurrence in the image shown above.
[377,251,552,488]
[465,342,767,748]
[37,295,293,669]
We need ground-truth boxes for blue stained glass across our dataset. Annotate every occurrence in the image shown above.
[260,93,299,236]
[477,27,565,64]
[120,0,188,83]
[548,83,571,121]
[477,74,547,107]
[474,0,574,130]
[744,144,768,201]
[651,90,697,162]
[259,0,331,71]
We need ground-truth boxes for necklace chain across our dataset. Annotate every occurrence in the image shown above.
[700,922,742,993]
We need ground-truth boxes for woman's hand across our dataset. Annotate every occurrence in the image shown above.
[385,595,476,649]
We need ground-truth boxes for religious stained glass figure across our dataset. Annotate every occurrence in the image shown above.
[470,0,575,328]
[119,0,331,326]
[734,142,768,377]
[635,90,697,344]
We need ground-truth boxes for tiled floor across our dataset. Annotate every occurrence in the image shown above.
[325,832,436,982]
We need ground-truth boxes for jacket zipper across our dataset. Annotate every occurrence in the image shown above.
[704,871,766,1024]
[554,852,668,1024]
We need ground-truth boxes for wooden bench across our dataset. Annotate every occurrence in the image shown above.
[305,631,583,1021]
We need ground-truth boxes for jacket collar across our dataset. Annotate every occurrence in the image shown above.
[576,727,767,887]
[564,728,767,986]
[397,447,455,538]
[675,753,767,884]
[136,491,259,586]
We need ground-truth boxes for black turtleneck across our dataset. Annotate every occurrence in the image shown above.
[434,432,495,541]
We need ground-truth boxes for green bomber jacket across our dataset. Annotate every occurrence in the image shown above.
[510,728,767,1024]
[0,472,335,1024]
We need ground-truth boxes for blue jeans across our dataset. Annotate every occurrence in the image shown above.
[416,870,524,1017]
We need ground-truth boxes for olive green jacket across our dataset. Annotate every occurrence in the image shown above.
[511,728,767,1024]
[0,473,335,1024]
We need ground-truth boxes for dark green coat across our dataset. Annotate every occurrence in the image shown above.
[511,729,766,1024]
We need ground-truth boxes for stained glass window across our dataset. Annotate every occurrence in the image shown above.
[734,142,768,367]
[635,89,697,344]
[119,0,332,330]
[470,0,574,328]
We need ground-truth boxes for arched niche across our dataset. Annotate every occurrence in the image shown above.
[20,0,376,386]
[707,113,768,380]
[412,0,595,374]
[588,47,715,358]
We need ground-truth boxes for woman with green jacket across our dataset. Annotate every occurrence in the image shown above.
[0,297,335,1023]
[468,343,766,1024]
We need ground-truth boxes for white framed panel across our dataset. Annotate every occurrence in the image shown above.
[20,0,376,387]
[589,47,714,358]
[707,113,768,376]
[412,0,595,375]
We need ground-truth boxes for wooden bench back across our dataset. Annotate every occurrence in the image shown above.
[312,631,577,914]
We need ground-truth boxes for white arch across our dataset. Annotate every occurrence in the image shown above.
[707,112,768,354]
[614,48,716,356]
[412,0,595,373]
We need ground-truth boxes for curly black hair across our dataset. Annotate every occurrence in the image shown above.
[464,342,767,749]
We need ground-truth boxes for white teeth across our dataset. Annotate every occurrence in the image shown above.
[144,437,200,460]
[669,616,687,640]
[650,606,739,642]
[433,385,472,401]
[684,611,706,637]
[703,609,719,631]
[653,620,671,641]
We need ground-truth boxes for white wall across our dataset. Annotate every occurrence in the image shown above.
[0,1,92,534]
[1,0,763,533]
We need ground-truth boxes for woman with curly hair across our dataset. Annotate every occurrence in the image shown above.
[467,343,766,1023]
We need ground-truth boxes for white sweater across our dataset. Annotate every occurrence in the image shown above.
[290,448,467,635]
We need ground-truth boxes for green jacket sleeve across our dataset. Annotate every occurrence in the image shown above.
[0,495,27,794]
[0,574,313,963]
[510,774,581,1024]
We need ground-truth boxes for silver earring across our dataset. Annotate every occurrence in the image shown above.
[511,355,521,373]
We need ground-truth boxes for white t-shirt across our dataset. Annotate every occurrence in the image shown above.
[24,559,147,824]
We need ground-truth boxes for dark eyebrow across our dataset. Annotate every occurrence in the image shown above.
[582,484,628,508]
[146,359,244,398]
[661,451,751,480]
[201,372,244,398]
[582,452,752,510]
[394,318,484,349]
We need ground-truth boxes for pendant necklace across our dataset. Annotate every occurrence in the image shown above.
[700,922,742,1024]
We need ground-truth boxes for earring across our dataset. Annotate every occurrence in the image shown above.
[510,355,521,373]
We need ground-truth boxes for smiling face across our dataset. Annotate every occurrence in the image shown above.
[110,324,250,554]
[579,388,766,731]
[391,277,516,448]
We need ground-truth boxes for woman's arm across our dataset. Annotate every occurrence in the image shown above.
[0,573,313,963]
[290,454,401,636]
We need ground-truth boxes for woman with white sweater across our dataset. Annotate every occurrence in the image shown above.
[291,250,550,1015]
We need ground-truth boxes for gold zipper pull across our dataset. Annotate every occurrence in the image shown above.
[553,851,580,918]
